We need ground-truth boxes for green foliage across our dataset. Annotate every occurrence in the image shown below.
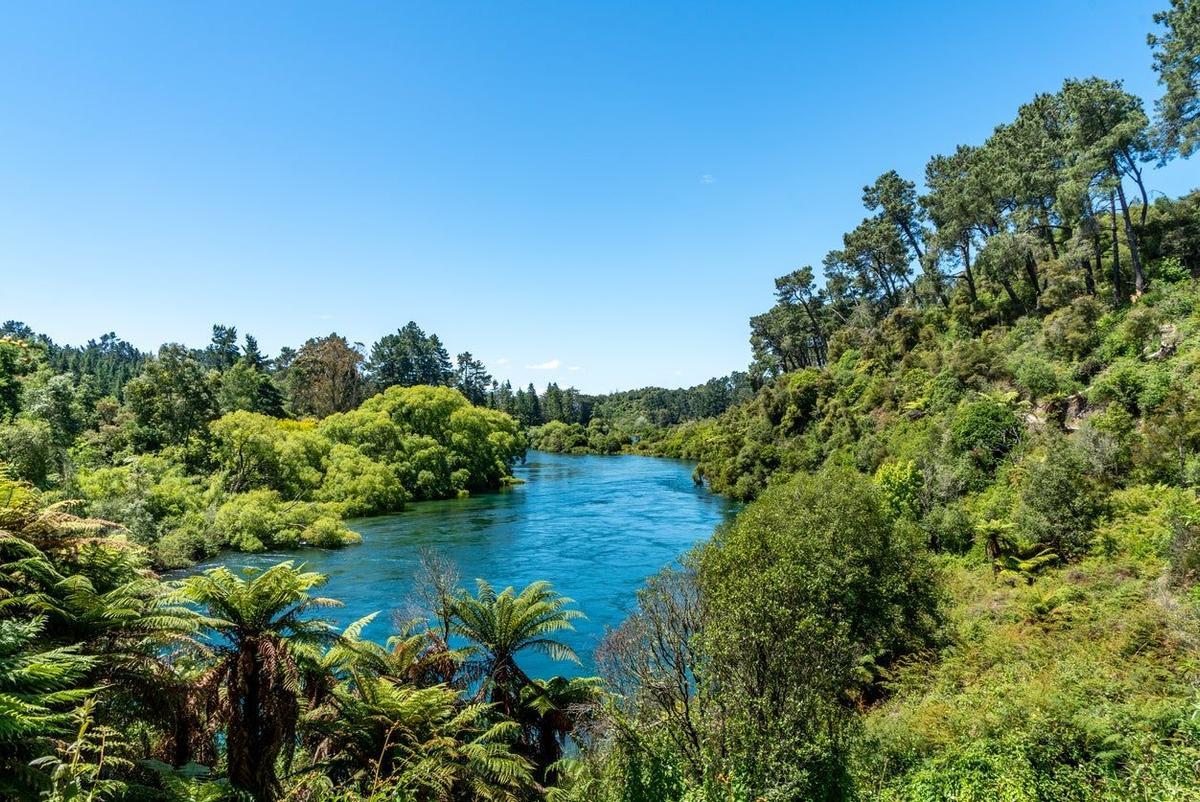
[1014,438,1106,560]
[1088,357,1173,416]
[858,558,1200,802]
[875,459,925,520]
[1149,0,1200,158]
[696,468,942,800]
[0,617,95,800]
[125,344,221,454]
[176,562,341,800]
[950,397,1022,469]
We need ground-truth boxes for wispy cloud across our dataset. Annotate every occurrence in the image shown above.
[568,365,582,372]
[495,356,510,366]
[526,358,561,370]
[700,174,715,184]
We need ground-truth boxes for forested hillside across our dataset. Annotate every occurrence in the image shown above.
[525,374,754,454]
[553,5,1200,799]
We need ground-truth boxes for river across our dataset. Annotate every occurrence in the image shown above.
[190,451,736,677]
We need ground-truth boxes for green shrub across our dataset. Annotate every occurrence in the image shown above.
[875,460,924,521]
[213,488,288,552]
[1042,296,1102,360]
[950,397,1021,469]
[301,515,361,548]
[1095,485,1198,561]
[1014,438,1104,560]
[1088,358,1172,417]
[698,468,942,800]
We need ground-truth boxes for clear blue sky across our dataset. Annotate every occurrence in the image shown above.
[2,1,1194,393]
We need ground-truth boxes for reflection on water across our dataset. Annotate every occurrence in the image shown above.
[189,451,736,677]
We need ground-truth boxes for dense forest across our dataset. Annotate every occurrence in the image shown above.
[0,321,526,569]
[3,2,1200,801]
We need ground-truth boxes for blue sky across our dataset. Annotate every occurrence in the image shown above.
[2,1,1195,393]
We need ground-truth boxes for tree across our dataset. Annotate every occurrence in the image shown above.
[596,565,709,783]
[750,266,833,380]
[1060,77,1154,294]
[697,468,942,799]
[923,147,986,305]
[825,215,915,317]
[366,322,454,391]
[287,334,363,418]
[218,358,286,417]
[0,337,39,419]
[518,675,603,785]
[454,351,493,406]
[451,580,582,717]
[1149,0,1200,159]
[1015,437,1104,560]
[492,380,516,417]
[864,170,927,263]
[124,344,220,452]
[177,563,339,801]
[450,580,588,783]
[542,382,566,423]
[307,616,532,800]
[204,325,240,371]
[865,170,948,306]
[514,384,543,427]
[241,334,270,371]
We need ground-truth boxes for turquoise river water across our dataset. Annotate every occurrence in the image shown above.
[191,451,736,678]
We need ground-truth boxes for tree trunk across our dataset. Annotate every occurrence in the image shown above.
[900,220,924,261]
[1041,206,1059,259]
[798,298,827,366]
[1123,147,1150,227]
[961,239,978,305]
[1114,179,1147,295]
[1082,257,1096,295]
[999,276,1023,311]
[1110,190,1123,305]
[1023,253,1041,310]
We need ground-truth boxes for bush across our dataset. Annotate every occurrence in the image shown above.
[0,418,56,487]
[949,397,1021,470]
[1095,485,1199,562]
[1014,438,1104,560]
[1041,296,1102,360]
[1088,357,1172,417]
[1010,354,1069,403]
[213,489,288,552]
[875,460,924,521]
[301,515,362,548]
[698,468,942,800]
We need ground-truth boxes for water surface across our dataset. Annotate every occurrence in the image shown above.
[191,451,735,677]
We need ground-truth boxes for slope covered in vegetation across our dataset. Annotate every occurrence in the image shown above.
[550,6,1200,799]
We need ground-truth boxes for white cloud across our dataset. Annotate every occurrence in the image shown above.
[526,358,561,370]
[700,174,715,184]
[495,356,510,365]
[568,365,582,372]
